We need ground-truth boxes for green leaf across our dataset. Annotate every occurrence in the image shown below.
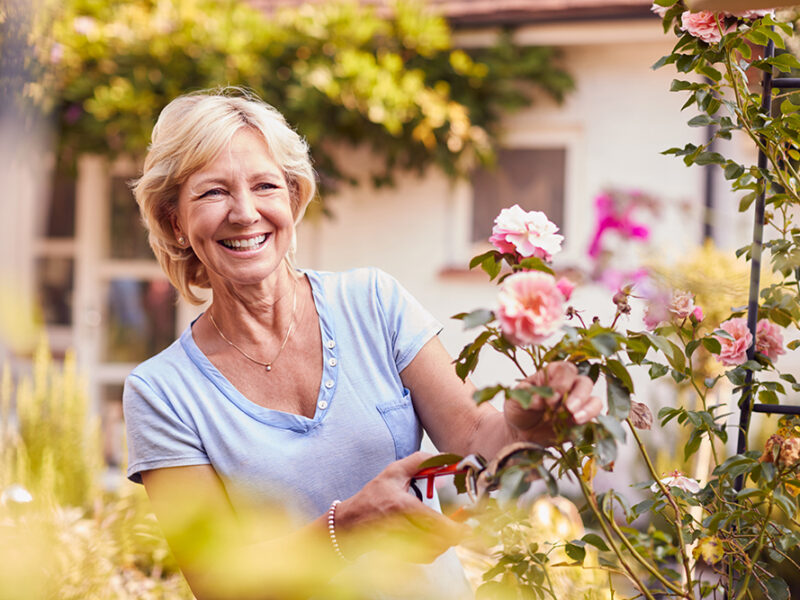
[581,533,609,552]
[460,309,494,330]
[516,256,554,275]
[684,429,702,461]
[416,453,463,470]
[687,114,716,127]
[701,337,722,354]
[648,362,669,379]
[605,374,631,420]
[473,385,504,405]
[564,541,586,563]
[469,250,496,270]
[480,254,502,280]
[694,151,726,166]
[768,53,800,73]
[597,415,626,443]
[764,576,790,600]
[670,79,694,92]
[605,359,634,393]
[724,162,745,180]
[590,334,619,357]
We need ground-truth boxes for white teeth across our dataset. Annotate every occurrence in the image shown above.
[221,234,267,250]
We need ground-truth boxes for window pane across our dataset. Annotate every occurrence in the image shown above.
[101,385,125,467]
[109,176,153,259]
[104,278,177,363]
[36,257,74,326]
[471,148,566,242]
[46,170,76,238]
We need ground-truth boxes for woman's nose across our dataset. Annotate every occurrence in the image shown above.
[227,192,259,225]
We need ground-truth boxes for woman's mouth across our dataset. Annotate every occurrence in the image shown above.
[218,233,268,251]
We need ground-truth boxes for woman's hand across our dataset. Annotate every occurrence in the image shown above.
[334,451,467,563]
[504,361,602,444]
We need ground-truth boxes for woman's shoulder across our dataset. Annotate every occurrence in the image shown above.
[126,328,193,386]
[302,266,397,295]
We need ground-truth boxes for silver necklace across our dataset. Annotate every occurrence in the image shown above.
[208,280,298,372]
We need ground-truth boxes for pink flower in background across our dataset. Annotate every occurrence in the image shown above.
[681,11,730,44]
[651,3,669,18]
[668,290,695,319]
[651,470,701,494]
[756,319,785,361]
[714,317,753,366]
[556,277,575,301]
[692,306,704,321]
[587,193,650,259]
[497,272,565,346]
[644,304,669,331]
[489,205,564,260]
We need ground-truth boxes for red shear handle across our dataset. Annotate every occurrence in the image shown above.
[412,464,469,499]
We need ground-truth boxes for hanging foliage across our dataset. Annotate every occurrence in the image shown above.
[13,0,573,197]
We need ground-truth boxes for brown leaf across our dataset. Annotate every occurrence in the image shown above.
[629,401,653,430]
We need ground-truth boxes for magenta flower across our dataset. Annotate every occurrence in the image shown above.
[755,319,786,362]
[489,205,563,261]
[497,272,565,346]
[714,317,753,366]
[692,306,704,322]
[680,11,732,44]
[587,193,649,259]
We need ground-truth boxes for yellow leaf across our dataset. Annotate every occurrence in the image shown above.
[693,536,723,565]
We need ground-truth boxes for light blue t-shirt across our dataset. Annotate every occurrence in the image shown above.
[124,267,472,598]
[124,268,438,515]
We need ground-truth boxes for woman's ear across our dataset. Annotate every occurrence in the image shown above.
[170,215,187,247]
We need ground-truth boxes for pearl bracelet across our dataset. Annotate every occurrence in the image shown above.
[327,500,347,561]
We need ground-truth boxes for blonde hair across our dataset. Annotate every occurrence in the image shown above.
[132,88,316,305]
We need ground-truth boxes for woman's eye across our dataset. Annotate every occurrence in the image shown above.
[256,182,277,192]
[199,188,225,198]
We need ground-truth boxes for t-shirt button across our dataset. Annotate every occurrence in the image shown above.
[318,400,329,410]
[327,340,336,349]
[328,357,338,367]
[324,379,334,389]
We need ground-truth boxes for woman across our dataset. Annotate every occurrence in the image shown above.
[125,88,602,599]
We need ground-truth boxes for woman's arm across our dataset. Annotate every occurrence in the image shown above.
[141,454,466,600]
[400,336,602,458]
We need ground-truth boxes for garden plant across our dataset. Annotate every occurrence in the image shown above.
[437,3,800,599]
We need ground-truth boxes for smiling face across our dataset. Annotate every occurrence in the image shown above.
[172,127,295,293]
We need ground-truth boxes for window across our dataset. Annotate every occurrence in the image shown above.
[471,148,566,243]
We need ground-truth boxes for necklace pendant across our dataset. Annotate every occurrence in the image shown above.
[265,364,272,372]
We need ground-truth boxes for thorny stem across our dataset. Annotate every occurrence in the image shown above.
[561,449,675,600]
[627,420,695,596]
[733,493,775,600]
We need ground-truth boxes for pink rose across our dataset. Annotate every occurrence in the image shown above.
[756,319,785,362]
[651,470,701,494]
[692,306,704,321]
[714,317,753,366]
[489,204,564,261]
[651,3,669,18]
[680,11,731,44]
[668,290,695,320]
[556,277,575,301]
[497,272,565,346]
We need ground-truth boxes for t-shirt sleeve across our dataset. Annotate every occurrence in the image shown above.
[374,269,443,372]
[123,373,210,484]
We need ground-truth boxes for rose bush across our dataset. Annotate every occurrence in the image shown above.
[444,4,800,598]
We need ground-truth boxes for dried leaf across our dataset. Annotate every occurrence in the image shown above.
[629,401,653,430]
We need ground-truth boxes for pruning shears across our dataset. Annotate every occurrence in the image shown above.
[410,442,549,520]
